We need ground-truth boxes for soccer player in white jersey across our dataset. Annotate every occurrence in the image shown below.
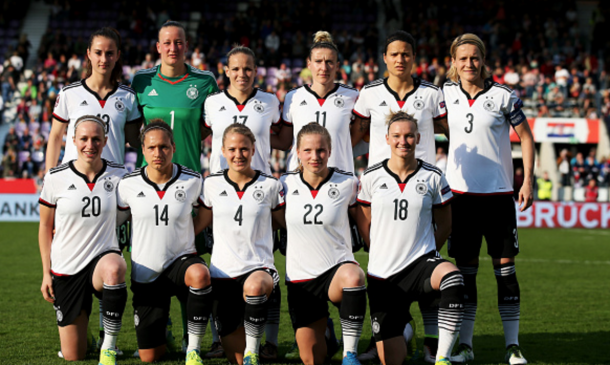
[38,115,128,365]
[356,111,463,365]
[204,45,283,174]
[193,123,285,365]
[443,34,534,365]
[204,45,283,360]
[117,121,213,365]
[279,123,366,365]
[278,31,359,173]
[45,27,141,356]
[351,30,447,363]
[351,31,448,168]
[47,27,141,170]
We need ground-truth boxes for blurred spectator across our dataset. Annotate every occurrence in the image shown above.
[10,51,24,73]
[571,152,586,187]
[584,179,598,202]
[536,171,552,201]
[67,54,81,72]
[2,148,18,177]
[557,149,571,186]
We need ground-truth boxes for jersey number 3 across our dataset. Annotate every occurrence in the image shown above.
[464,113,474,133]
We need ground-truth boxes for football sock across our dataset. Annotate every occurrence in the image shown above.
[101,282,127,351]
[265,286,281,346]
[457,264,478,348]
[419,301,439,337]
[244,294,269,354]
[340,285,367,356]
[437,272,464,360]
[495,262,520,347]
[186,285,212,353]
[98,301,104,342]
[181,300,188,338]
[210,314,220,343]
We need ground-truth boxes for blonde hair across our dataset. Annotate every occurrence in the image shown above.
[296,122,332,171]
[447,33,491,82]
[74,115,106,137]
[386,111,418,132]
[222,123,256,146]
[308,31,338,59]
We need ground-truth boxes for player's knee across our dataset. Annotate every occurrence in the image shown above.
[340,266,365,288]
[185,264,210,288]
[101,259,126,284]
[243,279,269,297]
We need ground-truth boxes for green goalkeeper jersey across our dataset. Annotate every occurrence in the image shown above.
[131,64,219,171]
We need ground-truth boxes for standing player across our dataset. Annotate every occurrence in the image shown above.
[117,121,213,364]
[281,123,366,365]
[357,111,463,365]
[131,20,219,172]
[443,33,534,365]
[39,115,128,365]
[45,27,140,356]
[350,30,447,362]
[194,123,285,365]
[47,27,141,169]
[351,30,447,166]
[131,20,219,351]
[279,31,359,174]
[203,45,283,360]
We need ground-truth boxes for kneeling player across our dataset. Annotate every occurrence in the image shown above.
[281,123,367,365]
[39,116,128,364]
[356,112,463,365]
[194,123,285,365]
[117,121,213,364]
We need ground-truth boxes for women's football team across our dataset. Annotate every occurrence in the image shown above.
[38,20,534,365]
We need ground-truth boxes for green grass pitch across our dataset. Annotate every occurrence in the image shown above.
[0,223,608,364]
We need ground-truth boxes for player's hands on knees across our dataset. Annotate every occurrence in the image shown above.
[41,273,55,303]
[518,182,534,212]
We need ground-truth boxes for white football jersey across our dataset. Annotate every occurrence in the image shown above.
[282,84,359,173]
[204,89,281,174]
[443,79,526,194]
[53,81,141,164]
[202,170,284,279]
[39,160,127,275]
[357,159,453,279]
[117,164,203,283]
[353,78,446,166]
[281,168,359,282]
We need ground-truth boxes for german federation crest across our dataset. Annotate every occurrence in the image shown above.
[253,189,265,202]
[104,179,114,192]
[483,99,495,111]
[254,103,265,113]
[187,85,199,100]
[175,189,187,202]
[328,187,340,199]
[334,97,345,108]
[413,99,425,110]
[415,182,427,195]
[115,99,125,112]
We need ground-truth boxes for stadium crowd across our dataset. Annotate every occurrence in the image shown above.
[1,0,610,194]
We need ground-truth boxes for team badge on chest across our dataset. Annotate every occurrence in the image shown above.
[104,179,114,192]
[334,97,345,108]
[483,97,495,111]
[253,188,265,202]
[328,184,340,199]
[175,188,187,202]
[187,85,199,100]
[415,181,428,195]
[254,102,265,113]
[115,99,125,112]
[413,96,425,110]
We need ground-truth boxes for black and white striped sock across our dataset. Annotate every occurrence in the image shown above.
[244,294,269,354]
[495,262,520,347]
[437,272,464,360]
[187,285,212,353]
[340,285,367,356]
[457,264,478,348]
[101,282,127,351]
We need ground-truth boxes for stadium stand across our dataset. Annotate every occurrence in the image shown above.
[1,0,609,200]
